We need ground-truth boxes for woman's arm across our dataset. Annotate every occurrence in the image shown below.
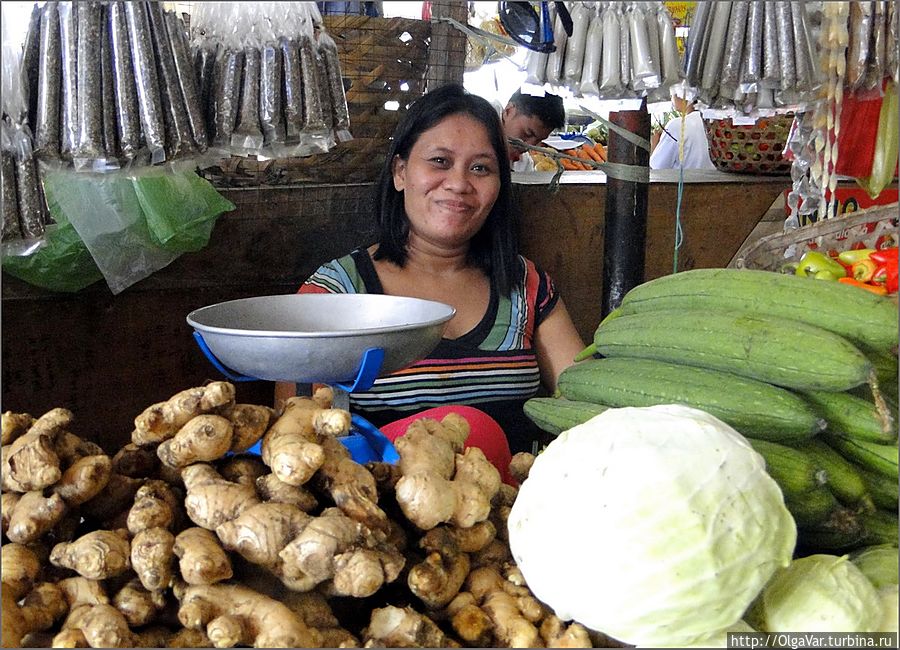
[534,298,587,394]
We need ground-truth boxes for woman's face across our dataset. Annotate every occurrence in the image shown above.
[393,113,501,253]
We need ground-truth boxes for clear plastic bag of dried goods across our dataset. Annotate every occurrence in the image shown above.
[19,1,208,171]
[191,2,341,159]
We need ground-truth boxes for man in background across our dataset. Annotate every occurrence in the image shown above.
[493,90,566,172]
[649,96,716,170]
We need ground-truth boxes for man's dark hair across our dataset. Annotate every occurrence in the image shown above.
[373,83,521,295]
[507,90,566,130]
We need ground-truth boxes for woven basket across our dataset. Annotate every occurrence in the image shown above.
[704,114,794,175]
[734,203,899,271]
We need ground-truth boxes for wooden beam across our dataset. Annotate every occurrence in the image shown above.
[425,0,467,88]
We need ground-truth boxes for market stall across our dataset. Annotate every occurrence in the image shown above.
[1,1,898,648]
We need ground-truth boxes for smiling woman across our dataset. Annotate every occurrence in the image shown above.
[275,84,585,467]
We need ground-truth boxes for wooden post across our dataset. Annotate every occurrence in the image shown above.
[601,103,651,318]
[426,0,467,88]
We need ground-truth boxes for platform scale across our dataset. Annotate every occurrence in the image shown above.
[187,294,456,464]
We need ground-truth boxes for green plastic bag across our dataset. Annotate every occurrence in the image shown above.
[134,171,235,254]
[1,221,104,292]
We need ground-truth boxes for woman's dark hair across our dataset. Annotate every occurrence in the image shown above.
[373,83,521,295]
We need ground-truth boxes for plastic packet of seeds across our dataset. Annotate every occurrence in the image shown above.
[318,31,351,141]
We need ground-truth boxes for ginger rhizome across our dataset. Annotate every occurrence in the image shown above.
[1,385,591,648]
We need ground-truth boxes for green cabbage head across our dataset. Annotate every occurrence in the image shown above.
[878,585,899,633]
[850,544,899,590]
[507,404,796,647]
[748,554,884,633]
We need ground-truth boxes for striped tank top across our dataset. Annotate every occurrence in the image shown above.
[300,248,559,452]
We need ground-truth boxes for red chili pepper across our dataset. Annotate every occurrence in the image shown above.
[838,277,889,295]
[869,247,899,293]
[869,247,898,264]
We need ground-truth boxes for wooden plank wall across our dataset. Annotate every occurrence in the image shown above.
[1,181,784,451]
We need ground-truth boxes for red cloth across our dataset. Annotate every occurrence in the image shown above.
[835,90,883,178]
[380,405,516,485]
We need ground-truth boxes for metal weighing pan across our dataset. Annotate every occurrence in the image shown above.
[186,294,456,385]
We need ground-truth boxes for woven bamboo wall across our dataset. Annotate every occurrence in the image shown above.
[324,15,431,139]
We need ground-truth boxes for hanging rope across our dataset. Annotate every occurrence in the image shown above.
[672,110,687,274]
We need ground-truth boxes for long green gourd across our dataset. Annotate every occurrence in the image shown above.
[615,268,899,353]
[593,310,872,392]
[523,398,608,436]
[557,357,825,441]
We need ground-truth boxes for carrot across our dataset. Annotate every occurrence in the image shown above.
[560,158,580,171]
[837,277,889,295]
[593,143,607,161]
[582,144,603,163]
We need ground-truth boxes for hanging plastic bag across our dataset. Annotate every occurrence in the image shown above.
[1,220,103,292]
[134,171,234,253]
[562,2,590,86]
[39,168,234,294]
[579,9,604,96]
[857,81,899,199]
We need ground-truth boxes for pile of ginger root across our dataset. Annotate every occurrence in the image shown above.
[1,381,615,649]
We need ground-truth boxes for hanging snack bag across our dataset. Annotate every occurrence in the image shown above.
[562,2,591,89]
[579,7,604,97]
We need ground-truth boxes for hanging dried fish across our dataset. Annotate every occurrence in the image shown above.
[34,2,61,159]
[681,0,712,86]
[720,0,749,88]
[1,148,21,241]
[700,1,733,94]
[99,4,119,160]
[58,1,79,160]
[212,49,243,147]
[22,4,42,134]
[15,151,47,240]
[75,1,105,161]
[761,1,780,88]
[259,42,285,145]
[165,10,208,151]
[124,1,165,163]
[299,35,326,131]
[233,46,264,149]
[109,1,142,161]
[846,1,873,91]
[775,1,796,92]
[740,1,763,90]
[147,2,194,160]
[319,33,350,133]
